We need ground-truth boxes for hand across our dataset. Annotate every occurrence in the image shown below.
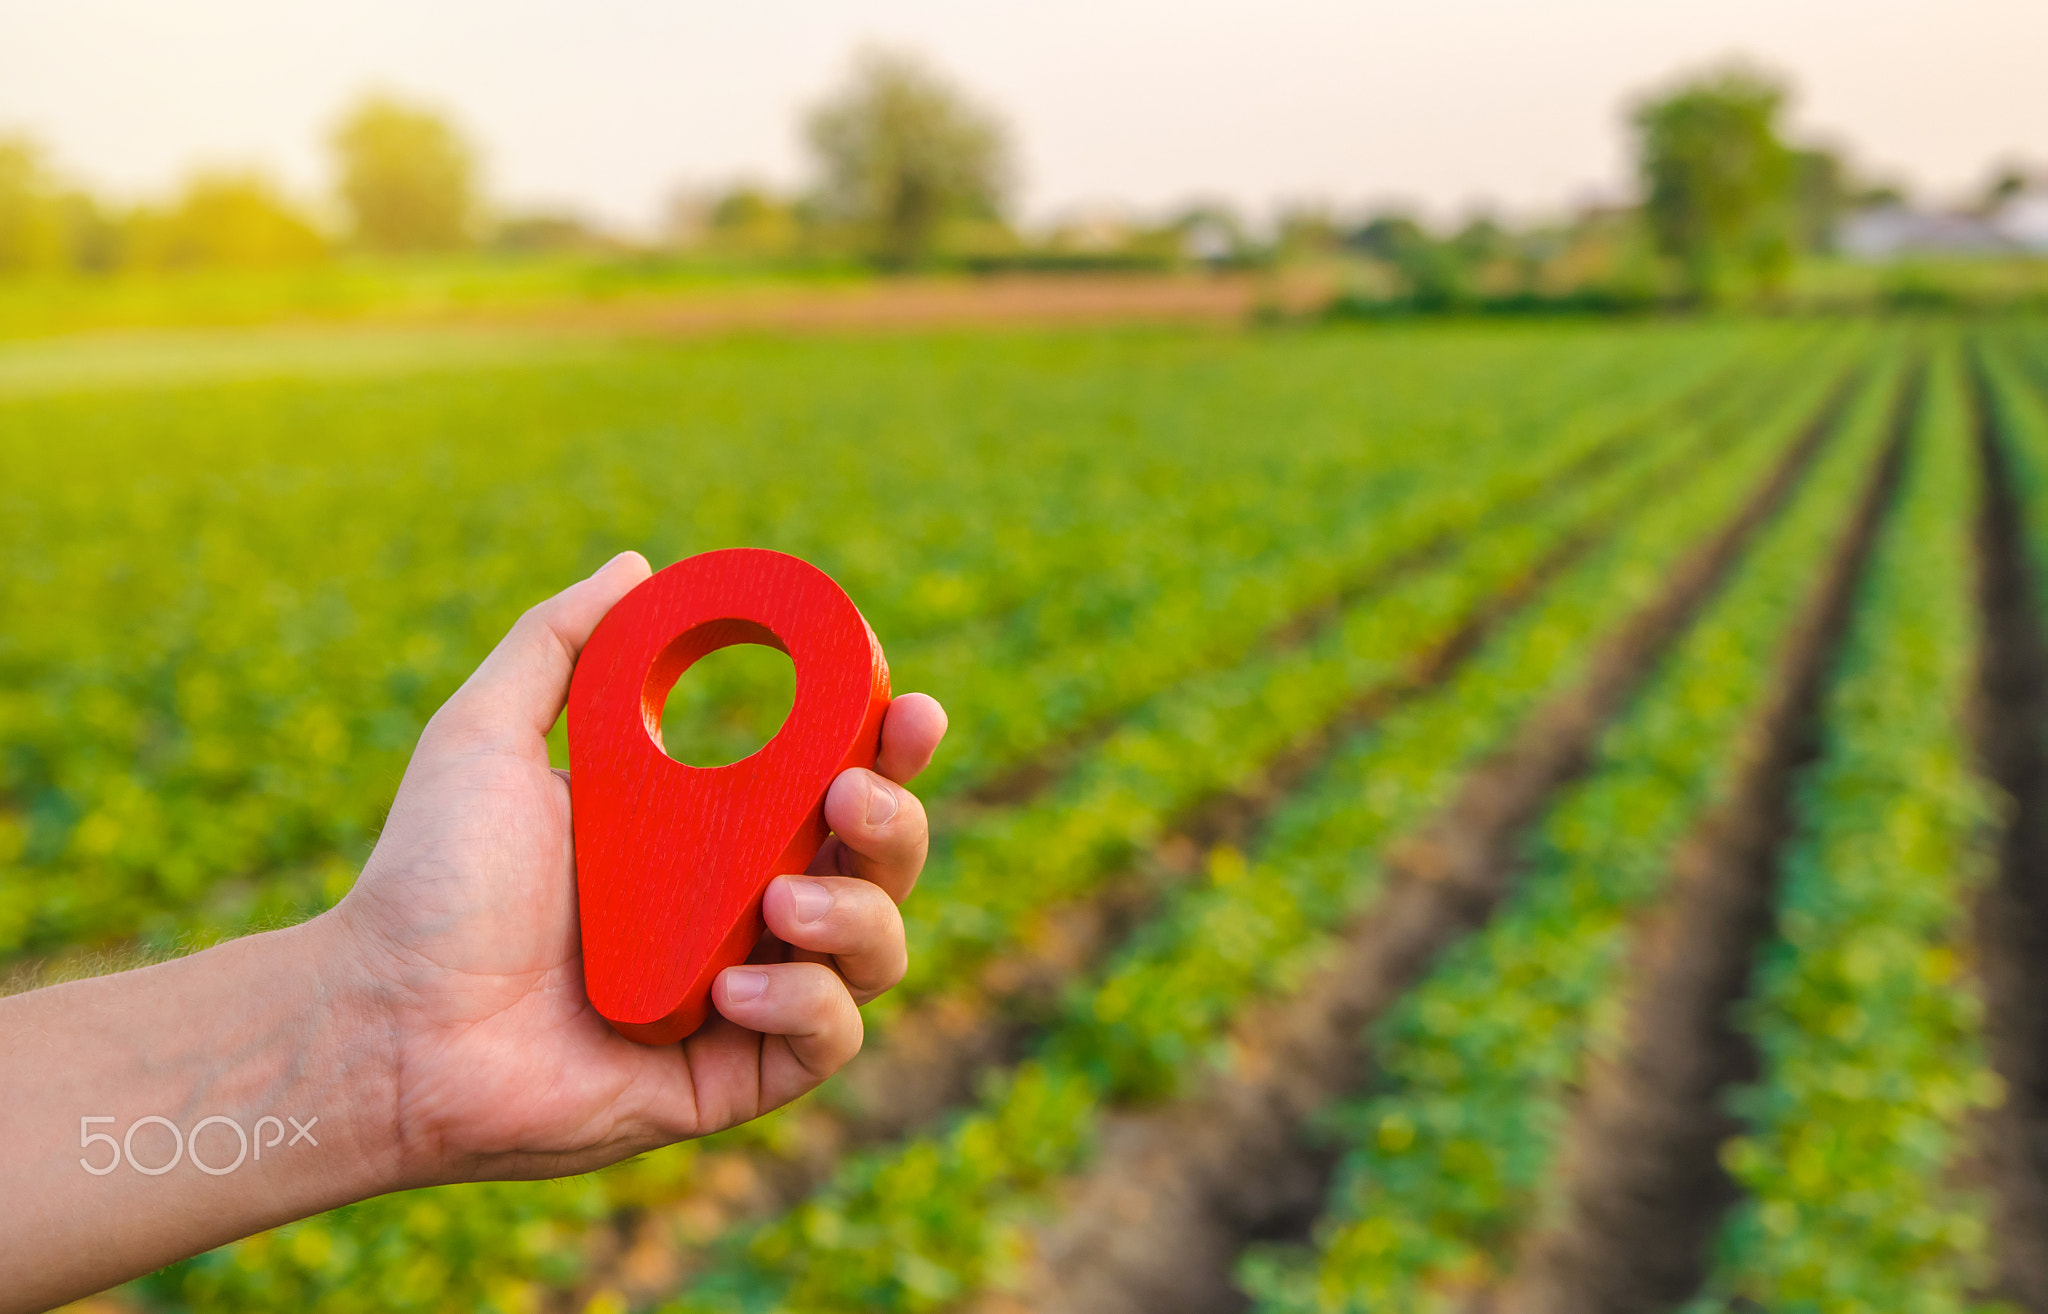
[330,551,947,1186]
[0,551,943,1309]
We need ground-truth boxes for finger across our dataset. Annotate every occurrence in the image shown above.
[812,767,929,902]
[761,875,907,1002]
[876,693,947,783]
[711,960,863,1082]
[433,551,652,749]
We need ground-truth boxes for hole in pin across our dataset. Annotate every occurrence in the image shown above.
[642,619,797,768]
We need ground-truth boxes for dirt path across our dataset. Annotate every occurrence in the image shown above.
[1495,364,1912,1314]
[1003,374,1854,1314]
[1967,345,2048,1311]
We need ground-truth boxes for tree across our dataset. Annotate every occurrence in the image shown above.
[1789,147,1847,254]
[1450,215,1512,268]
[1275,204,1343,260]
[331,94,478,254]
[1172,202,1250,265]
[491,210,610,255]
[1983,164,2036,212]
[1631,65,1794,303]
[1349,212,1469,309]
[1347,213,1428,262]
[0,136,65,274]
[708,185,806,256]
[130,170,326,269]
[0,136,139,275]
[805,50,1010,269]
[54,191,122,273]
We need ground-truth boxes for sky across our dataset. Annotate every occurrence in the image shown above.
[0,0,2041,232]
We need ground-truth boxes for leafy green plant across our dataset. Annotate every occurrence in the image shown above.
[665,334,1861,1314]
[0,318,1899,1313]
[1240,342,1903,1314]
[1685,345,2002,1314]
[0,325,1767,964]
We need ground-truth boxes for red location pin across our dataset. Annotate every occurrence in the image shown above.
[567,548,890,1044]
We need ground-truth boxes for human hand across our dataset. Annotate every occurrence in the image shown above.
[328,551,947,1187]
[0,551,941,1308]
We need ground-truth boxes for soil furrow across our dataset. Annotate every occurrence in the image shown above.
[566,363,1815,1306]
[569,361,1851,1309]
[1966,343,2048,1311]
[1491,363,1915,1314]
[1004,368,1857,1314]
[566,504,1606,1309]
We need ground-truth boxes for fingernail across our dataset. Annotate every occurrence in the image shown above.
[787,877,834,925]
[865,777,900,827]
[590,550,633,579]
[724,969,768,1003]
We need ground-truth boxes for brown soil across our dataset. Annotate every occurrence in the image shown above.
[561,347,1796,1309]
[952,427,1633,815]
[952,350,1774,817]
[1495,364,1913,1314]
[564,359,1835,1310]
[504,272,1327,339]
[1004,370,1855,1314]
[566,518,1597,1310]
[1966,345,2048,1311]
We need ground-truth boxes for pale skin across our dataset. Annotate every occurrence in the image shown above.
[0,551,947,1314]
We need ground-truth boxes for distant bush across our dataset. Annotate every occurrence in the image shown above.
[127,172,326,270]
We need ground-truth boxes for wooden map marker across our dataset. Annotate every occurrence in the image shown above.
[568,548,890,1044]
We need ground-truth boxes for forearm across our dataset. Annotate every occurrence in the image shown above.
[0,916,400,1313]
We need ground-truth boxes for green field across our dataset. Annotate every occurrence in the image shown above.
[5,315,2047,1313]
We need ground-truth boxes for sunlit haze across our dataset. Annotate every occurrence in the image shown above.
[1,0,2042,231]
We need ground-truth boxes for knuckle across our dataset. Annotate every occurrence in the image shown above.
[828,873,892,909]
[891,791,929,837]
[791,958,847,997]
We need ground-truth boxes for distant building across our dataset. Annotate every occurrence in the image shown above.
[1047,205,1138,254]
[1992,192,2048,251]
[1839,191,2048,259]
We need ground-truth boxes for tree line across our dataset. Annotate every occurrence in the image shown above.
[0,52,2032,303]
[0,52,1010,278]
[0,95,478,275]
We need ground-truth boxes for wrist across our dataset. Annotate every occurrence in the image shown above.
[0,915,410,1308]
[286,910,412,1199]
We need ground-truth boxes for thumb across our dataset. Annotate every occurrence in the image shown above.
[433,551,654,749]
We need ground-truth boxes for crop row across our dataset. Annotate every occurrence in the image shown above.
[0,326,1771,964]
[661,339,1862,1312]
[129,332,1844,1314]
[107,327,1819,1313]
[1238,343,1904,1313]
[904,326,1772,796]
[635,331,1859,1291]
[891,334,1856,1006]
[1682,345,2000,1311]
[1986,330,2048,598]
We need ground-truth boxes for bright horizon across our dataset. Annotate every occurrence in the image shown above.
[1,0,2042,234]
